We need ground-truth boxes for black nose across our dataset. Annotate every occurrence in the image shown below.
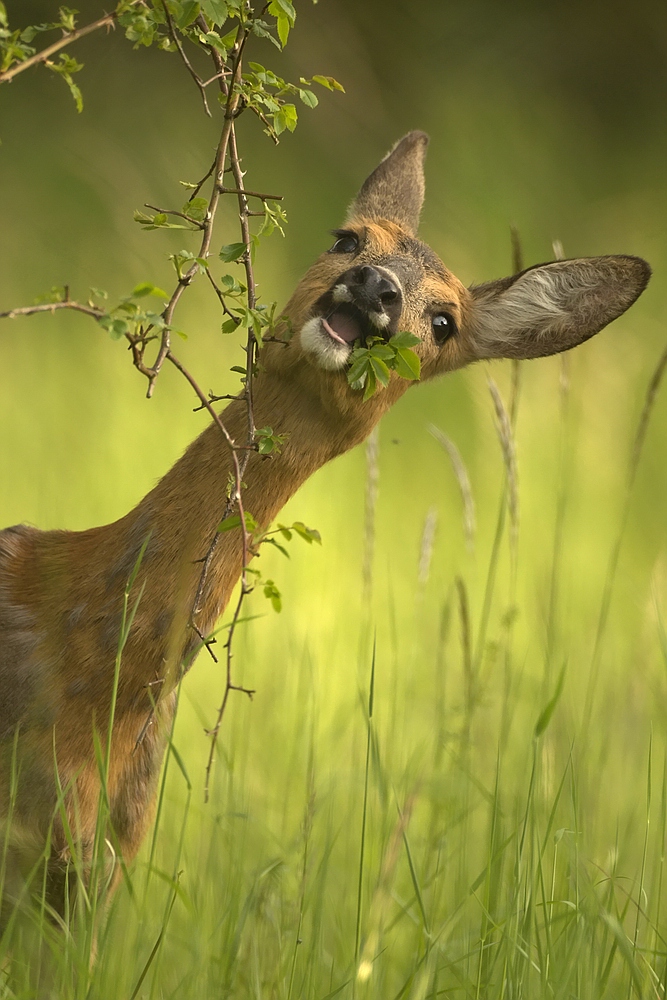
[349,265,400,310]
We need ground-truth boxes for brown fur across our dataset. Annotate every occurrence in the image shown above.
[0,131,650,926]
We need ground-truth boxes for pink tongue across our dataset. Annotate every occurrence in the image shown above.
[322,312,361,345]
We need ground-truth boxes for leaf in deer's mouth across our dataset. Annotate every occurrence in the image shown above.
[321,310,362,345]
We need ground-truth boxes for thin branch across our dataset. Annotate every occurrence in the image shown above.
[0,2,143,85]
[218,187,284,201]
[187,157,217,201]
[192,392,243,412]
[201,70,230,88]
[145,23,248,397]
[204,268,243,322]
[161,0,211,117]
[203,114,265,801]
[144,203,205,229]
[165,350,240,453]
[0,300,104,321]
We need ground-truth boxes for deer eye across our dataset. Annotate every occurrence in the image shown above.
[432,312,456,345]
[329,232,359,254]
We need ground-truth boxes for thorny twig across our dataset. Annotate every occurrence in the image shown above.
[201,119,262,800]
[144,204,206,229]
[160,0,214,117]
[135,21,265,789]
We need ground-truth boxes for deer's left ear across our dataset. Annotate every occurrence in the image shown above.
[469,256,651,360]
[346,131,429,235]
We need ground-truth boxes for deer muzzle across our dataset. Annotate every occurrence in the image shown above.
[300,264,404,371]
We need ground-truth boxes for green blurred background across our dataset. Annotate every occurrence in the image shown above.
[2,1,667,995]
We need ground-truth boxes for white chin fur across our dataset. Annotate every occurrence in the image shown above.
[300,316,351,371]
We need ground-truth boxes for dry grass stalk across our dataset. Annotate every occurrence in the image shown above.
[418,506,438,586]
[357,792,416,983]
[456,576,474,742]
[429,424,476,552]
[487,378,519,554]
[363,424,380,601]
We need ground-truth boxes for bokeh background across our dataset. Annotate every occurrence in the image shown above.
[2,1,667,996]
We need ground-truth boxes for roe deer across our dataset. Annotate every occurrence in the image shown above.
[0,131,650,925]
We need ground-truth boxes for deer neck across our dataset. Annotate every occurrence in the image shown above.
[121,368,379,692]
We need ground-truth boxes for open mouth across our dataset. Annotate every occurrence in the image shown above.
[319,302,385,348]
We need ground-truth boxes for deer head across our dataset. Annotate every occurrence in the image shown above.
[264,130,650,439]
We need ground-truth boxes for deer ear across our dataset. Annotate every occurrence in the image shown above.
[469,255,651,360]
[346,131,429,235]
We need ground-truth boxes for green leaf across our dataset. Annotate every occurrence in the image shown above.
[389,330,420,349]
[277,523,293,541]
[291,521,322,545]
[109,318,130,340]
[217,511,257,533]
[275,15,290,47]
[362,369,378,402]
[176,0,200,28]
[219,242,246,262]
[197,28,228,53]
[312,74,345,92]
[256,425,288,455]
[369,342,395,361]
[534,664,566,738]
[273,103,298,135]
[369,356,390,387]
[200,0,228,26]
[281,103,298,130]
[298,88,318,108]
[219,26,238,47]
[46,53,84,112]
[263,579,282,613]
[219,274,245,294]
[347,354,370,386]
[268,0,296,23]
[132,282,168,299]
[221,317,240,334]
[184,197,208,222]
[263,537,290,558]
[217,514,240,533]
[59,6,78,32]
[393,347,421,381]
[251,18,281,48]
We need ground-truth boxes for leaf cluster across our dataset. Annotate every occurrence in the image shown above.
[0,3,78,73]
[95,282,183,342]
[2,0,342,128]
[45,52,83,112]
[239,62,343,138]
[347,331,422,400]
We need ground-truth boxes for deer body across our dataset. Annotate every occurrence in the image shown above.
[0,132,650,924]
